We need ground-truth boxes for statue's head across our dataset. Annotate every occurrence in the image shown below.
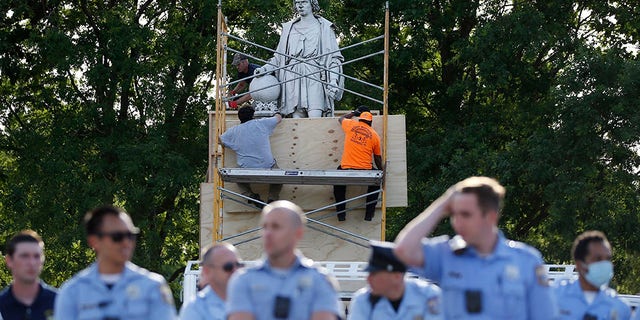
[292,0,320,14]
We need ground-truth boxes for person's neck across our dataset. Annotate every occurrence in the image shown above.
[97,259,126,274]
[269,251,297,269]
[385,281,405,301]
[578,275,600,292]
[299,14,316,24]
[474,228,499,255]
[11,279,40,306]
[211,283,227,301]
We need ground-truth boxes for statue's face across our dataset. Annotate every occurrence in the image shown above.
[294,0,312,16]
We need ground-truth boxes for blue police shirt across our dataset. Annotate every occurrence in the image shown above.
[348,277,443,320]
[554,279,631,320]
[226,253,342,320]
[54,261,177,320]
[416,233,558,319]
[179,286,225,320]
[0,282,56,320]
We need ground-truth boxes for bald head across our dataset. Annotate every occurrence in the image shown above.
[262,200,306,228]
[202,242,238,265]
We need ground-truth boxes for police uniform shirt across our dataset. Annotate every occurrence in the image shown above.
[179,286,225,320]
[226,253,342,320]
[54,261,177,320]
[348,277,443,320]
[0,282,57,320]
[417,233,557,319]
[554,279,631,320]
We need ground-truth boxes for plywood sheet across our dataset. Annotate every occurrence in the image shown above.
[202,114,407,262]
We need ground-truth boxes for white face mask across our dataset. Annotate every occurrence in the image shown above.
[583,260,614,288]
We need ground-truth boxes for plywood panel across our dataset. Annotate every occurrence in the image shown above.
[221,115,407,212]
[199,183,214,252]
[222,208,381,262]
[202,114,407,262]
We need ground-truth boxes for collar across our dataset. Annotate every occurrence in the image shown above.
[461,231,511,260]
[7,282,45,307]
[85,261,139,283]
[198,286,224,304]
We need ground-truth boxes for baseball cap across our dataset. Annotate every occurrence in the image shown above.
[359,112,373,122]
[364,241,407,273]
[231,53,248,66]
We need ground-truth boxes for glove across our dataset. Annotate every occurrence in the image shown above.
[226,101,238,109]
[229,90,237,96]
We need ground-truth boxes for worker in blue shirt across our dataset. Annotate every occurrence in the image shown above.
[227,200,343,320]
[394,176,558,319]
[348,241,442,320]
[0,230,56,320]
[54,205,177,320]
[179,242,242,320]
[554,231,631,320]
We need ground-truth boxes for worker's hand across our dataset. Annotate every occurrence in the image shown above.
[229,90,237,97]
[327,80,339,99]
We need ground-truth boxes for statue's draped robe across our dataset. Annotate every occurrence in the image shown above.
[264,16,344,116]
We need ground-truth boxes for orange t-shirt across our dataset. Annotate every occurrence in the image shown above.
[340,119,381,169]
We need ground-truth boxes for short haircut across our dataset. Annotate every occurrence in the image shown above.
[262,200,306,227]
[84,205,136,236]
[572,230,610,262]
[454,176,506,215]
[238,106,255,123]
[292,0,320,13]
[201,242,237,265]
[5,230,43,257]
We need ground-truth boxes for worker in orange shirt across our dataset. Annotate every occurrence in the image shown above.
[333,106,383,221]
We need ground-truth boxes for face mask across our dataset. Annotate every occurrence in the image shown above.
[583,260,613,288]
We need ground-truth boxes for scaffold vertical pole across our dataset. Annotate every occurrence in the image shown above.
[212,0,228,244]
[381,1,390,241]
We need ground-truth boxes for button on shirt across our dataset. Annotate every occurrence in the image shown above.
[54,262,177,320]
[348,278,443,320]
[226,253,342,320]
[416,233,558,319]
[220,117,279,169]
[0,282,57,320]
[179,286,225,320]
[554,280,631,320]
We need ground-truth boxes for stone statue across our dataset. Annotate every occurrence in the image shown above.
[254,0,344,118]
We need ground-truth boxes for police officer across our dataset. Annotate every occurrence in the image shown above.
[394,176,558,319]
[554,231,631,320]
[226,200,342,320]
[179,243,242,320]
[54,205,177,320]
[348,241,442,320]
[0,230,56,320]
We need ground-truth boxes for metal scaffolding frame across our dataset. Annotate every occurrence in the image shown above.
[209,1,391,246]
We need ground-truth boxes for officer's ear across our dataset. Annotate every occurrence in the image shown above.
[484,209,499,225]
[87,234,100,251]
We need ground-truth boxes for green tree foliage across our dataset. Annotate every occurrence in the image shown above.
[0,0,214,295]
[1,0,639,300]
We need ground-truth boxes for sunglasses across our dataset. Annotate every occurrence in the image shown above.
[97,231,138,242]
[208,261,244,272]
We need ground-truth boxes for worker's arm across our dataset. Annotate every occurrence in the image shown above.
[373,155,383,171]
[230,81,247,96]
[228,313,255,320]
[338,111,355,124]
[394,189,454,267]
